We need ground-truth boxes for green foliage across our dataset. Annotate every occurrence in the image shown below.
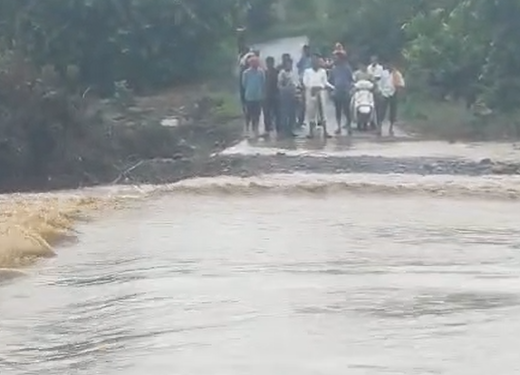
[246,0,277,32]
[0,0,237,94]
[0,51,88,186]
[284,0,520,113]
[0,0,245,190]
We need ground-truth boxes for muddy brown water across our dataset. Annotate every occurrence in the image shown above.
[2,37,520,374]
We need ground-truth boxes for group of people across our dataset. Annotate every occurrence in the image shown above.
[238,42,405,139]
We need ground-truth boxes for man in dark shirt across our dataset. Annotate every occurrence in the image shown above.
[263,56,280,136]
[329,51,354,135]
[277,53,291,71]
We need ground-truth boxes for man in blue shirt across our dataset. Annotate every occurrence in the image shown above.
[241,55,265,137]
[296,44,312,77]
[329,51,354,135]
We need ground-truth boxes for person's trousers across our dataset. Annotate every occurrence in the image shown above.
[245,100,262,131]
[239,78,246,112]
[279,92,296,135]
[305,91,327,125]
[297,91,305,126]
[317,95,325,125]
[263,96,279,132]
[379,93,398,124]
[373,92,384,129]
[333,92,352,126]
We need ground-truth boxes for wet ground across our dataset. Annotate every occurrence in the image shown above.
[2,37,520,375]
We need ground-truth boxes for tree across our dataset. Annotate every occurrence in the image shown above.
[0,0,238,93]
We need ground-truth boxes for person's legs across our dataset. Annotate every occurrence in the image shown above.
[288,95,296,135]
[239,78,246,114]
[349,94,356,129]
[251,101,262,136]
[317,93,324,126]
[318,91,331,138]
[263,98,273,133]
[279,93,289,137]
[388,93,398,136]
[273,96,281,134]
[371,92,380,131]
[305,93,318,138]
[244,101,253,134]
[298,90,306,127]
[333,95,343,134]
[378,96,389,135]
[344,93,352,134]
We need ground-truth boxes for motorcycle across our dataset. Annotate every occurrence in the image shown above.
[351,79,377,131]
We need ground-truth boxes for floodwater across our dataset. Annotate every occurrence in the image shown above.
[2,37,520,375]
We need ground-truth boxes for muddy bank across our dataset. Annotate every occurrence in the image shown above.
[119,148,520,185]
[0,85,243,194]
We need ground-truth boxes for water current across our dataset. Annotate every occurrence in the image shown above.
[2,37,520,374]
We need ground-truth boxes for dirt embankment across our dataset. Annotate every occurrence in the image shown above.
[75,84,245,187]
[0,82,244,193]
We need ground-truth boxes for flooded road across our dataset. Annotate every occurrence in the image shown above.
[3,189,520,374]
[2,37,520,374]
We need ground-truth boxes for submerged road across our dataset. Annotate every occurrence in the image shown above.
[2,37,520,375]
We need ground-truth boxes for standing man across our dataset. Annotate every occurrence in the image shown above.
[278,57,298,137]
[297,44,312,77]
[241,55,265,138]
[329,49,354,135]
[367,55,384,80]
[277,53,292,71]
[296,44,312,127]
[303,55,334,138]
[389,63,405,136]
[378,62,405,136]
[238,49,253,114]
[263,56,280,137]
[367,55,384,133]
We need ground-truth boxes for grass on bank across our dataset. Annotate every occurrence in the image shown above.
[400,94,520,141]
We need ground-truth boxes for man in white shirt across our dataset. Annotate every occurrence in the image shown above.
[367,55,385,135]
[375,67,393,134]
[378,62,405,136]
[367,55,384,81]
[378,68,395,98]
[302,56,334,138]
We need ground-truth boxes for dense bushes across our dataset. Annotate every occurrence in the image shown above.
[0,0,237,95]
[283,0,520,114]
[0,52,90,187]
[0,0,246,190]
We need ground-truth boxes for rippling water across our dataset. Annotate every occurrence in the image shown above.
[2,177,520,374]
[2,36,520,374]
